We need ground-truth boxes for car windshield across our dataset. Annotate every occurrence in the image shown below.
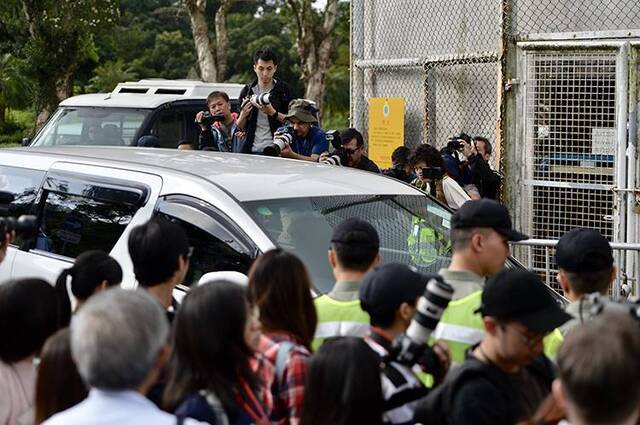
[32,107,149,147]
[243,194,453,293]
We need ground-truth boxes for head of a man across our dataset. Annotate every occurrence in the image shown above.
[328,218,380,277]
[206,91,232,122]
[477,269,571,367]
[409,144,445,183]
[253,48,278,86]
[360,263,429,335]
[285,99,317,138]
[555,228,615,301]
[473,136,492,161]
[339,128,366,167]
[391,146,412,173]
[128,217,190,288]
[450,199,528,277]
[70,288,169,391]
[554,312,640,425]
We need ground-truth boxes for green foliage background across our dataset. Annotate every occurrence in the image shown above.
[0,0,350,145]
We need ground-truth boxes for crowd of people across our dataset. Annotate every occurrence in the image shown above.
[134,47,500,212]
[1,194,637,425]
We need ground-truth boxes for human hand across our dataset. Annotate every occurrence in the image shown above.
[195,111,207,130]
[279,143,295,158]
[460,139,476,158]
[431,340,452,384]
[317,151,330,163]
[259,103,277,117]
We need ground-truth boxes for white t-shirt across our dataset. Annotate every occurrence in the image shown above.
[251,83,275,153]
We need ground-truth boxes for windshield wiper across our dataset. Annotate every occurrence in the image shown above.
[320,194,398,215]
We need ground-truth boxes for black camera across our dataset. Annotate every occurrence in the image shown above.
[421,166,444,181]
[320,130,350,166]
[197,111,226,126]
[445,138,464,152]
[263,126,295,157]
[388,275,454,378]
[0,191,38,241]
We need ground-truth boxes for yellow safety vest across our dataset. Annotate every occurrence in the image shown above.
[432,291,485,365]
[312,294,370,351]
[407,217,451,268]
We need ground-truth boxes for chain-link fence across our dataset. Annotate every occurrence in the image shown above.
[351,0,640,295]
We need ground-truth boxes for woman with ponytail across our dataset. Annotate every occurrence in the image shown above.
[55,250,122,327]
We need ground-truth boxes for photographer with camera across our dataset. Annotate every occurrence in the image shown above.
[382,146,415,183]
[409,144,470,210]
[360,263,452,424]
[466,136,501,199]
[322,128,381,173]
[266,99,328,162]
[236,48,292,154]
[196,91,241,152]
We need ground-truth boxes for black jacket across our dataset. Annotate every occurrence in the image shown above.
[355,155,381,173]
[238,79,292,154]
[467,154,501,199]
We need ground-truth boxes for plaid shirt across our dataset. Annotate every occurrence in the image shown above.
[259,333,311,425]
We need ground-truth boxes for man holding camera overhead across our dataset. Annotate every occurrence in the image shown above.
[236,48,292,154]
[271,99,328,162]
[195,91,240,151]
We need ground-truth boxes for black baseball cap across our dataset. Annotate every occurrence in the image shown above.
[555,228,613,273]
[451,199,529,242]
[476,269,571,333]
[452,132,472,144]
[330,218,379,248]
[360,263,432,316]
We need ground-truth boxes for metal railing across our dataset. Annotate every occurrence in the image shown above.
[511,238,640,300]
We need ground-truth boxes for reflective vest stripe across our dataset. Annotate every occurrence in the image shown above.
[314,321,370,338]
[313,294,370,351]
[433,323,485,345]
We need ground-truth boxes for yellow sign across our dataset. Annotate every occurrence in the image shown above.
[368,97,405,169]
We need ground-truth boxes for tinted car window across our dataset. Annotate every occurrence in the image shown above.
[156,208,254,287]
[32,107,149,146]
[0,165,45,245]
[244,194,452,293]
[151,111,185,148]
[37,190,138,258]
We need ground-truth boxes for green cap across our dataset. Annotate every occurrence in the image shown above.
[284,99,318,123]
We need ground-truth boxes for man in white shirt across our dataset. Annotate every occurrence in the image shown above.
[43,289,206,425]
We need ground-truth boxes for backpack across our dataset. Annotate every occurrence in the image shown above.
[413,357,510,425]
[413,356,546,425]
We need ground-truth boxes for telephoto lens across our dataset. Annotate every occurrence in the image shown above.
[250,93,271,108]
[263,127,294,157]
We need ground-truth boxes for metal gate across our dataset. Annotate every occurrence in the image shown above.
[516,41,640,294]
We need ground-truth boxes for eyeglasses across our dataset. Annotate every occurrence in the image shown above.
[343,146,360,155]
[500,322,547,348]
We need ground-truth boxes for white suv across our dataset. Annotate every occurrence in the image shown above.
[25,80,244,149]
[0,146,461,294]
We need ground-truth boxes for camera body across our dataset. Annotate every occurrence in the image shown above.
[198,111,226,126]
[320,130,349,166]
[263,126,295,157]
[421,166,445,181]
[388,275,454,377]
[445,138,464,152]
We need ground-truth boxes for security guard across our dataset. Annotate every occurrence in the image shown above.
[312,218,381,350]
[543,228,616,358]
[432,199,529,364]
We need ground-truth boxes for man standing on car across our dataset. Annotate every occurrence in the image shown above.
[236,48,292,154]
[195,91,240,152]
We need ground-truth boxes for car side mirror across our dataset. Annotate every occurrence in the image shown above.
[198,271,248,287]
[21,138,31,147]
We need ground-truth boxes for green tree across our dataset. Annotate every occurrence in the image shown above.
[0,54,31,125]
[21,0,119,128]
[87,60,138,93]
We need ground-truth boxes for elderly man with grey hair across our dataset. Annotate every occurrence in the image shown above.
[43,289,206,425]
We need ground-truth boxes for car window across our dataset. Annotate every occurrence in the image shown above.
[36,187,140,258]
[0,165,45,245]
[243,195,453,293]
[151,111,185,148]
[32,107,149,146]
[155,198,256,287]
